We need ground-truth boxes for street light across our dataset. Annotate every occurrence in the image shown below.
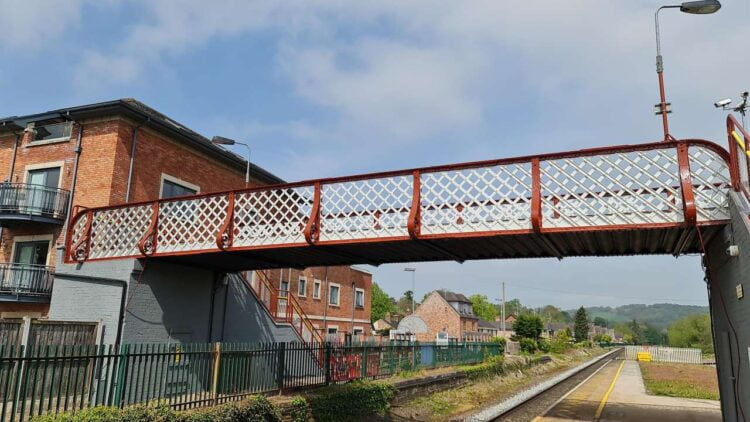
[404,268,416,313]
[211,136,251,186]
[654,0,721,141]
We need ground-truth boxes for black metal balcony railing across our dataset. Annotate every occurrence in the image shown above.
[0,183,70,222]
[0,263,54,297]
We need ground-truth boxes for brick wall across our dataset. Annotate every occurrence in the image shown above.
[414,292,460,341]
[262,266,372,335]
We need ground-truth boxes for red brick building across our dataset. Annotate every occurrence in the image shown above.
[412,290,481,342]
[262,266,373,336]
[0,99,372,326]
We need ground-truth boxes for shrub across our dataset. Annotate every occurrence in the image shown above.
[289,396,311,422]
[30,396,280,422]
[460,354,505,379]
[307,381,395,422]
[537,339,550,353]
[519,338,537,354]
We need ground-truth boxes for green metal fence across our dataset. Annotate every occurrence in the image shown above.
[0,341,502,421]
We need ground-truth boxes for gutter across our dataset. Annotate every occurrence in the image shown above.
[124,118,150,202]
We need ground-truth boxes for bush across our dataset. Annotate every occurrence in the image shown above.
[30,396,280,422]
[459,354,505,379]
[519,338,537,354]
[289,396,311,422]
[537,339,550,353]
[307,381,395,422]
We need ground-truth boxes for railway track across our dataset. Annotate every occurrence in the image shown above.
[469,348,623,422]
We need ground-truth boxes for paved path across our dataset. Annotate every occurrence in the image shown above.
[534,360,721,422]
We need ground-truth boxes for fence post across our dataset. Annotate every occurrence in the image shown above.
[112,344,130,407]
[412,341,417,370]
[361,343,367,378]
[211,342,222,406]
[324,343,331,386]
[276,342,286,392]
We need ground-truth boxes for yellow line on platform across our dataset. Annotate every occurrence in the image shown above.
[594,359,625,420]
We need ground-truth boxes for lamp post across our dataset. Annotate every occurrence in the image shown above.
[211,136,251,186]
[654,0,721,141]
[404,268,416,313]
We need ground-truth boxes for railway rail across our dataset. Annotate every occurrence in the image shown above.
[468,348,623,422]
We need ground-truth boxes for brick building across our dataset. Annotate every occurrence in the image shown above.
[412,290,482,342]
[0,99,371,339]
[262,266,372,336]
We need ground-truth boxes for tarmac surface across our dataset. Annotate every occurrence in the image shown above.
[534,359,721,422]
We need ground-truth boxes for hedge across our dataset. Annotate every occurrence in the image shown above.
[30,395,280,422]
[306,381,395,422]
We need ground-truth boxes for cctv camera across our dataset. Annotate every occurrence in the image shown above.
[715,98,732,108]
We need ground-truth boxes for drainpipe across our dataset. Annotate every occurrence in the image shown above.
[62,122,84,244]
[351,281,356,335]
[125,118,149,203]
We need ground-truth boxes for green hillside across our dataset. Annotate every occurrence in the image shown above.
[568,303,708,328]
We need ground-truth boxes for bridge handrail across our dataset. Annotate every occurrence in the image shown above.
[65,139,732,263]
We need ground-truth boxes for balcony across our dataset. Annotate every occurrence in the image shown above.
[0,263,54,301]
[0,184,70,226]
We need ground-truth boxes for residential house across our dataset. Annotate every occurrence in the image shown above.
[0,99,365,346]
[262,266,373,336]
[413,290,487,342]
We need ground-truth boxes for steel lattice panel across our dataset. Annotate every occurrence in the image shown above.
[88,205,154,259]
[157,195,229,253]
[319,176,412,241]
[232,186,313,247]
[689,145,730,222]
[540,148,683,227]
[420,163,532,234]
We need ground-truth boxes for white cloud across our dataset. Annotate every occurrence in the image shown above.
[0,0,86,51]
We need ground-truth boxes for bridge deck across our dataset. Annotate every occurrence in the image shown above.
[66,139,732,270]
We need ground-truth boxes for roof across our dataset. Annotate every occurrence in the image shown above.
[479,319,505,329]
[436,290,471,303]
[0,99,283,185]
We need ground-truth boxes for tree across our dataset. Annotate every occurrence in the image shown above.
[513,314,543,340]
[370,283,396,322]
[574,307,589,342]
[396,290,417,314]
[469,294,498,321]
[593,316,608,327]
[668,314,713,354]
[643,323,667,345]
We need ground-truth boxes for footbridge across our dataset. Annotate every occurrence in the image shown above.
[66,134,740,271]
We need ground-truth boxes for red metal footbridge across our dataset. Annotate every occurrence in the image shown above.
[65,117,750,271]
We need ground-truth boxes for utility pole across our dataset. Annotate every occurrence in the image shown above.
[501,282,506,337]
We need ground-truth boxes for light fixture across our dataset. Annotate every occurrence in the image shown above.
[679,0,721,14]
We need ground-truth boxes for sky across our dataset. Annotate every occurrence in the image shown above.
[1,0,747,310]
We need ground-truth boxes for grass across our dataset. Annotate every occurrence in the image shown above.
[639,362,719,401]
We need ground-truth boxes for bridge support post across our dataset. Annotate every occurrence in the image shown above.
[703,191,750,422]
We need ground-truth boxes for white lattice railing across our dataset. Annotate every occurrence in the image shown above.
[66,140,732,263]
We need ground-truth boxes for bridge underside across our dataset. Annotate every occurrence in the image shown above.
[159,225,726,271]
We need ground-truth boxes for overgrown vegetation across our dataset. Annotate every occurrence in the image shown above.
[667,313,713,354]
[31,396,281,422]
[306,381,396,422]
[289,396,311,422]
[513,314,543,340]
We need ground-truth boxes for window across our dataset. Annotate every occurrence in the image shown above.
[298,277,307,297]
[327,326,338,334]
[27,167,60,188]
[312,280,321,299]
[328,283,340,306]
[355,288,365,308]
[353,327,364,336]
[161,179,198,199]
[32,122,72,143]
[280,281,289,298]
